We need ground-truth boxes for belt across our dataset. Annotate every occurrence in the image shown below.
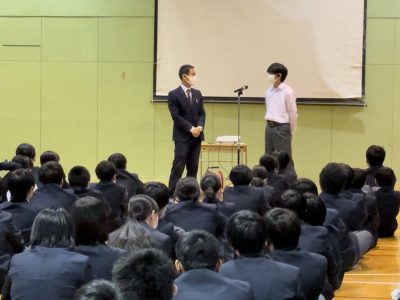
[267,120,288,127]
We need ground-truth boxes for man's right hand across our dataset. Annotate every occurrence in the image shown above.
[190,127,201,138]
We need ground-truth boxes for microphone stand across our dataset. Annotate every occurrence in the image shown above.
[235,89,243,165]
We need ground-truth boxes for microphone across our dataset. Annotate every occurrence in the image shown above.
[234,85,248,93]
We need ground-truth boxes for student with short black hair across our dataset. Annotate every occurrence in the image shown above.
[265,208,328,300]
[112,248,176,300]
[174,230,254,300]
[40,151,60,165]
[73,280,120,300]
[91,161,128,233]
[68,166,106,201]
[0,169,38,243]
[223,165,269,215]
[276,151,297,184]
[291,178,319,195]
[108,153,144,197]
[364,145,386,190]
[374,167,400,237]
[70,197,125,280]
[221,210,303,300]
[3,208,92,300]
[259,154,289,200]
[29,161,76,212]
[15,143,36,166]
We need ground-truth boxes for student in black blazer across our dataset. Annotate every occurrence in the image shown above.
[167,64,206,195]
[90,161,128,233]
[174,230,254,300]
[0,169,38,243]
[223,165,270,216]
[364,145,386,191]
[164,177,225,238]
[221,210,303,300]
[2,208,92,300]
[259,154,290,200]
[29,161,76,212]
[70,197,126,280]
[0,155,31,202]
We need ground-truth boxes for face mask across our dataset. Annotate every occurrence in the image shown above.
[186,75,197,86]
[267,74,276,84]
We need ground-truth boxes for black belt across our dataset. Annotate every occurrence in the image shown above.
[267,120,288,127]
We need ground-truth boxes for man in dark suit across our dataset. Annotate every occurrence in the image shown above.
[0,169,38,243]
[223,165,270,215]
[167,64,206,195]
[265,208,328,300]
[174,230,254,300]
[29,161,76,212]
[221,210,303,300]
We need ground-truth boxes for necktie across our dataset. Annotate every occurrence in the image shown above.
[186,89,193,104]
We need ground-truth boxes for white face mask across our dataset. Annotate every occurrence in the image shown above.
[186,75,197,86]
[267,74,276,84]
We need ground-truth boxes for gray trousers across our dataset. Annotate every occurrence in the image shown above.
[265,123,292,156]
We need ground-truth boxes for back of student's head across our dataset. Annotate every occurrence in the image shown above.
[250,177,265,187]
[142,182,170,210]
[273,189,307,220]
[340,163,354,190]
[276,151,291,170]
[267,63,288,82]
[291,178,319,195]
[8,169,35,202]
[251,165,268,180]
[108,153,127,170]
[16,143,36,161]
[319,162,347,195]
[200,173,222,203]
[264,208,300,250]
[375,167,396,187]
[366,145,386,167]
[303,193,326,226]
[175,230,221,271]
[70,197,108,246]
[95,160,117,182]
[112,248,176,300]
[226,210,267,254]
[110,221,152,252]
[40,151,60,165]
[259,154,277,172]
[73,280,120,300]
[128,194,159,222]
[12,155,32,169]
[68,166,91,189]
[174,177,200,201]
[30,208,74,248]
[39,161,65,185]
[229,164,253,186]
[351,168,367,189]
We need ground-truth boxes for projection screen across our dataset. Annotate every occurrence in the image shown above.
[153,0,366,104]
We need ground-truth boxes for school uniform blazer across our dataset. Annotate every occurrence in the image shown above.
[373,187,400,237]
[223,185,269,216]
[29,183,76,212]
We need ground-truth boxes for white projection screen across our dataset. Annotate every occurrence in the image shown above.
[154,0,366,104]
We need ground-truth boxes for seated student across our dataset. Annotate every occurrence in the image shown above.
[108,153,144,197]
[29,161,76,212]
[364,145,386,191]
[70,197,126,280]
[37,151,70,189]
[349,168,379,246]
[276,151,297,184]
[68,166,107,201]
[251,165,268,186]
[0,169,38,243]
[112,248,176,300]
[73,280,120,300]
[2,208,92,300]
[250,165,276,206]
[91,161,128,233]
[223,165,269,215]
[265,208,328,300]
[374,167,400,237]
[259,154,289,200]
[165,177,226,238]
[110,195,171,256]
[108,218,151,252]
[200,173,236,218]
[319,163,374,257]
[274,190,341,292]
[221,210,303,300]
[174,230,254,300]
[15,142,36,172]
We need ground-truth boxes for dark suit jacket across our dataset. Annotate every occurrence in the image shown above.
[174,269,254,300]
[220,254,304,300]
[374,187,400,237]
[278,166,297,185]
[164,201,225,238]
[140,222,172,256]
[269,249,327,300]
[168,86,206,142]
[223,185,269,216]
[3,246,92,300]
[74,244,126,280]
[115,169,144,198]
[364,165,384,189]
[0,211,24,288]
[266,171,290,201]
[90,181,128,233]
[0,201,37,243]
[157,218,181,259]
[29,183,76,212]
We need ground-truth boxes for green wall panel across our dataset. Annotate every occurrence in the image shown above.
[366,19,395,65]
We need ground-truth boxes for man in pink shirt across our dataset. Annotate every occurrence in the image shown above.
[264,63,298,167]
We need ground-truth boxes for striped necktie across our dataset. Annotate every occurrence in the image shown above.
[186,89,193,105]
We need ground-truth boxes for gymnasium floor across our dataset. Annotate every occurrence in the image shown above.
[336,225,400,299]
